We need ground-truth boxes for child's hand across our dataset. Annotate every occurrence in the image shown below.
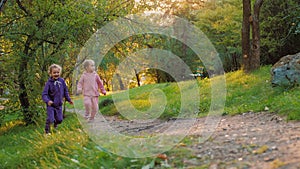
[48,101,53,106]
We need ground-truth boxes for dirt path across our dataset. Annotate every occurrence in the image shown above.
[186,112,300,169]
[77,110,300,168]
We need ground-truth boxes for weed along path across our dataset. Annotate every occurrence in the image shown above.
[75,110,300,168]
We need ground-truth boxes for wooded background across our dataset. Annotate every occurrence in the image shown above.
[0,0,299,125]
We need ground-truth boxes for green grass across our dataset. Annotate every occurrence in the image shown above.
[0,114,153,168]
[0,114,196,168]
[224,66,300,120]
[1,65,300,168]
[98,65,300,121]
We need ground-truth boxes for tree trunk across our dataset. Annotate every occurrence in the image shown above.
[115,73,125,90]
[134,68,141,87]
[18,37,32,125]
[242,0,263,73]
[155,69,161,83]
[242,0,251,72]
[251,0,264,70]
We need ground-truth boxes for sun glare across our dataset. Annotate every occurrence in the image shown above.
[135,0,207,14]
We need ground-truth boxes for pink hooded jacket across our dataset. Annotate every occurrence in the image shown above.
[77,71,106,96]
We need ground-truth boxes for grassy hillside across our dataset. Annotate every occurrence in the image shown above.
[1,65,299,168]
[225,66,300,120]
[97,65,300,121]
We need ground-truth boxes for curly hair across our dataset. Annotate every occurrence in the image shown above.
[48,64,62,75]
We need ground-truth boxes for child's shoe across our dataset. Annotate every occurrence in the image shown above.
[88,118,94,123]
[45,132,51,136]
[84,115,89,120]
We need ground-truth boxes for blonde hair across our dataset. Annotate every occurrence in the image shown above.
[48,64,62,75]
[83,59,95,70]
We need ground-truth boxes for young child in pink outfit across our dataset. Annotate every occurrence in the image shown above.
[77,60,106,121]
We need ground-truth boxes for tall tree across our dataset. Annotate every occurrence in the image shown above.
[0,0,135,125]
[7,0,96,124]
[251,0,263,69]
[242,0,263,72]
[242,0,251,72]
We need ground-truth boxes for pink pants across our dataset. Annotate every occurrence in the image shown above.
[83,96,99,119]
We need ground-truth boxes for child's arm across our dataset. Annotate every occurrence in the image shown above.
[42,82,53,106]
[77,75,84,94]
[62,79,73,104]
[96,75,106,95]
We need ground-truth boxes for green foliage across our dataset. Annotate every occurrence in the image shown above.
[194,0,242,71]
[99,32,200,88]
[260,0,300,64]
[193,0,299,68]
[0,0,135,125]
[0,0,95,124]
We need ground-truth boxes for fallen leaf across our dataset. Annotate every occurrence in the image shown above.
[253,145,268,154]
[156,153,168,160]
[178,143,186,147]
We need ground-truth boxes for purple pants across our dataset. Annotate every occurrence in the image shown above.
[45,106,63,133]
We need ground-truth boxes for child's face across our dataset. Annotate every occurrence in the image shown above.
[50,68,60,80]
[86,63,95,73]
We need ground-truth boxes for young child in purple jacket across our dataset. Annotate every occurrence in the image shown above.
[42,64,73,135]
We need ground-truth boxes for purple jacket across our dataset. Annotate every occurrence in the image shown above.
[42,77,71,107]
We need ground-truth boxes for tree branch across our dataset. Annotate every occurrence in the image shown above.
[40,38,58,45]
[49,38,66,56]
[16,0,31,16]
[0,0,7,12]
[254,0,263,19]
